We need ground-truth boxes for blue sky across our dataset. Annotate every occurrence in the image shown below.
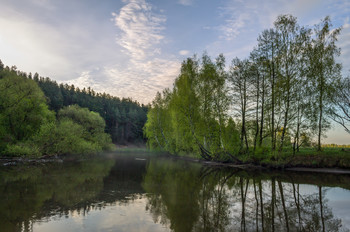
[0,0,349,143]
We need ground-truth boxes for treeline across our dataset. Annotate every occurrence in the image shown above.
[0,60,147,156]
[0,62,147,144]
[144,15,349,161]
[0,65,114,156]
[35,77,147,143]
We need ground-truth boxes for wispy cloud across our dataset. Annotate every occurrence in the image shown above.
[179,50,190,55]
[216,0,260,41]
[216,0,328,42]
[218,13,250,40]
[112,0,166,61]
[104,58,179,103]
[70,0,179,103]
[68,57,179,104]
[178,0,195,6]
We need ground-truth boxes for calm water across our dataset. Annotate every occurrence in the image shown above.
[1,152,350,232]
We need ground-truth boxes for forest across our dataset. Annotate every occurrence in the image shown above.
[34,76,147,143]
[0,60,147,157]
[144,15,350,162]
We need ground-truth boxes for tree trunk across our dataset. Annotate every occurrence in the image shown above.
[259,75,265,147]
[271,54,276,152]
[254,71,260,151]
[279,86,290,153]
[253,179,259,232]
[318,82,323,151]
[259,180,265,231]
[278,181,289,232]
[319,186,325,232]
[292,182,302,231]
[271,178,275,232]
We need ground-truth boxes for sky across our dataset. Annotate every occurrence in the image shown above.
[0,0,349,144]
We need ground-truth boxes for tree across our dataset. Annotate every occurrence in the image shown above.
[27,105,113,156]
[255,28,282,152]
[170,57,203,156]
[144,14,346,159]
[330,76,350,133]
[144,90,174,152]
[37,77,63,112]
[273,15,311,153]
[197,53,230,156]
[58,105,112,149]
[228,58,253,154]
[0,70,54,151]
[307,16,342,151]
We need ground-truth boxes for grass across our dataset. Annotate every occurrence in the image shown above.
[239,147,350,169]
[113,145,350,169]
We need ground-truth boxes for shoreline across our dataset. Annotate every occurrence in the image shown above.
[165,154,350,175]
[2,150,350,175]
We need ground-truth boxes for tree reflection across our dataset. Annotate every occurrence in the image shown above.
[142,158,202,231]
[0,156,348,232]
[143,158,347,232]
[0,157,115,232]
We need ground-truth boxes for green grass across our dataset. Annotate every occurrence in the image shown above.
[239,147,350,169]
[114,146,350,169]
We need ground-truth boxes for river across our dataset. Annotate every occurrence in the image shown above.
[0,152,350,232]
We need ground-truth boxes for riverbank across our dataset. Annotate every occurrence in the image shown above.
[168,154,350,174]
[2,147,350,175]
[157,147,350,174]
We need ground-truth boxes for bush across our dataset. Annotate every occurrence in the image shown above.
[0,73,113,157]
[27,106,113,156]
[5,143,40,157]
[0,73,54,154]
[30,119,103,155]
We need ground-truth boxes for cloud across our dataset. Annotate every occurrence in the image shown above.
[0,0,181,104]
[177,0,194,6]
[219,13,250,41]
[0,10,71,78]
[0,1,126,82]
[66,0,181,104]
[112,0,166,61]
[216,0,328,42]
[179,50,190,56]
[210,0,349,61]
[68,58,180,104]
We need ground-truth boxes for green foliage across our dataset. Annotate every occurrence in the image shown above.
[144,14,345,162]
[0,70,54,153]
[144,55,236,160]
[35,77,147,144]
[0,70,54,146]
[58,105,106,134]
[306,16,342,151]
[222,117,240,155]
[29,106,113,155]
[0,66,113,157]
[5,142,41,157]
[330,76,350,134]
[31,119,99,155]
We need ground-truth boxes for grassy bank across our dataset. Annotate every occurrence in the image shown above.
[238,147,350,169]
[143,147,350,170]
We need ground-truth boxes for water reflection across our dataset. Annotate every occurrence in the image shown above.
[0,156,115,231]
[143,157,350,232]
[0,153,349,232]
